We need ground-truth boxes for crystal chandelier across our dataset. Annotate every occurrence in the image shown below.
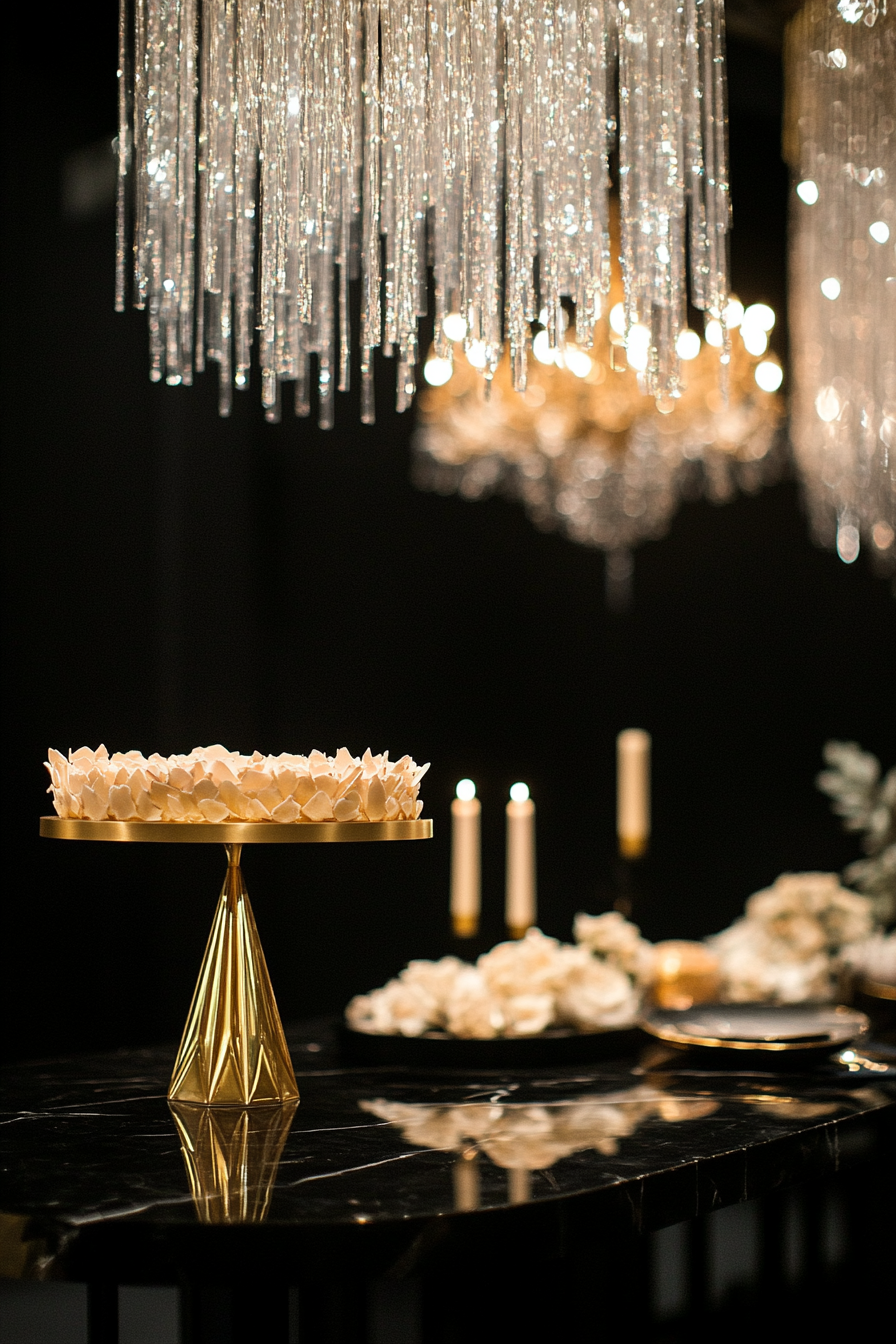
[117,0,730,426]
[413,289,783,598]
[785,0,896,570]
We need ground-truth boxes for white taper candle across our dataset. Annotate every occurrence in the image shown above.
[451,779,481,937]
[506,782,536,938]
[617,729,651,858]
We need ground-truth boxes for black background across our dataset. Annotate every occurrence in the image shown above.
[2,5,893,1063]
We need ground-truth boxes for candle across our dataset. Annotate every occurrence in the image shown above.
[506,782,536,938]
[617,729,651,859]
[451,779,481,937]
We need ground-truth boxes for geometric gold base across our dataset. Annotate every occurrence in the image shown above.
[170,1099,298,1222]
[168,845,300,1107]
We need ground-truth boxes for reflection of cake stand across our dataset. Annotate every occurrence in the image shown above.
[40,818,432,1106]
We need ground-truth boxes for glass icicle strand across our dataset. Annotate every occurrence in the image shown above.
[121,0,731,426]
[785,0,895,571]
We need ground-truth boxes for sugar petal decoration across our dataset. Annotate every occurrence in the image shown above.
[45,746,427,824]
[302,790,335,822]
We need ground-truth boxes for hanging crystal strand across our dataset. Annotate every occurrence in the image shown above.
[503,0,526,388]
[201,0,237,413]
[116,0,130,313]
[194,0,211,370]
[142,0,165,380]
[360,0,381,423]
[233,0,261,392]
[259,0,285,413]
[337,0,361,394]
[463,0,501,379]
[133,0,150,310]
[159,0,185,385]
[427,0,450,360]
[176,0,198,385]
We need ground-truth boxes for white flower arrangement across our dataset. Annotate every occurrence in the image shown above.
[345,912,653,1039]
[360,1086,720,1167]
[708,872,876,1004]
[817,740,896,923]
[45,744,428,824]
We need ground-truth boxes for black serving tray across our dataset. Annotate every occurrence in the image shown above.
[338,1022,646,1068]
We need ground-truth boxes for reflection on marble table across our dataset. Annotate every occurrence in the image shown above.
[1,1019,894,1282]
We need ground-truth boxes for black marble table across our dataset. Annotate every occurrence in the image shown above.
[2,1021,895,1341]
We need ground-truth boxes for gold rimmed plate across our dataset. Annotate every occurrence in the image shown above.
[40,817,432,844]
[641,1002,869,1053]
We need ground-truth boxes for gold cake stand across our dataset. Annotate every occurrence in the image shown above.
[40,817,432,1108]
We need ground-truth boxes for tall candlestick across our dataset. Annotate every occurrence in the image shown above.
[451,779,481,938]
[506,782,536,938]
[617,729,651,859]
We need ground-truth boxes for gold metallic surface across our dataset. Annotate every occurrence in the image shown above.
[452,914,479,938]
[170,1098,298,1223]
[618,835,648,859]
[40,817,432,843]
[506,923,530,941]
[641,1005,870,1052]
[168,845,300,1106]
[857,975,896,1002]
[41,814,431,1106]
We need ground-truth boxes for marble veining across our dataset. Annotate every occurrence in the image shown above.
[1,1019,894,1280]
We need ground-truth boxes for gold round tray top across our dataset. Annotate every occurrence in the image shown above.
[640,1003,869,1052]
[40,816,432,844]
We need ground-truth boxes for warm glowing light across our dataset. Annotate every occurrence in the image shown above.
[872,521,894,550]
[564,345,593,378]
[796,179,819,205]
[538,307,569,331]
[466,340,488,370]
[423,355,453,387]
[742,303,776,333]
[676,329,701,361]
[815,385,841,422]
[724,297,744,329]
[754,360,783,392]
[742,325,768,357]
[837,521,860,563]
[869,220,890,244]
[704,319,724,348]
[609,303,626,336]
[532,330,555,365]
[820,276,841,300]
[626,324,651,371]
[456,778,477,801]
[509,782,530,803]
[442,312,468,342]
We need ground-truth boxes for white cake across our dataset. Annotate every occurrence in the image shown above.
[45,745,428,824]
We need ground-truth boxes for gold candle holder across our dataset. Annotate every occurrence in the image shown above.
[170,1099,298,1223]
[40,817,432,1106]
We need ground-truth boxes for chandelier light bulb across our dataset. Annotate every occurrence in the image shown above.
[509,782,530,804]
[456,779,477,802]
[754,360,783,392]
[564,346,593,379]
[724,298,745,328]
[704,319,724,348]
[442,313,468,343]
[836,521,860,564]
[675,329,702,361]
[742,304,776,333]
[626,324,651,372]
[466,341,488,371]
[796,179,820,205]
[869,221,890,244]
[872,522,894,552]
[423,355,453,387]
[820,277,842,300]
[609,303,627,336]
[532,330,556,365]
[741,325,769,357]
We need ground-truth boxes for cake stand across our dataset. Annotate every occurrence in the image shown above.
[40,817,432,1107]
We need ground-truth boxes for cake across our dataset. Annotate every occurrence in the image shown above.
[45,745,428,824]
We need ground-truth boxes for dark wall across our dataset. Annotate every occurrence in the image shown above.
[2,8,893,1062]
